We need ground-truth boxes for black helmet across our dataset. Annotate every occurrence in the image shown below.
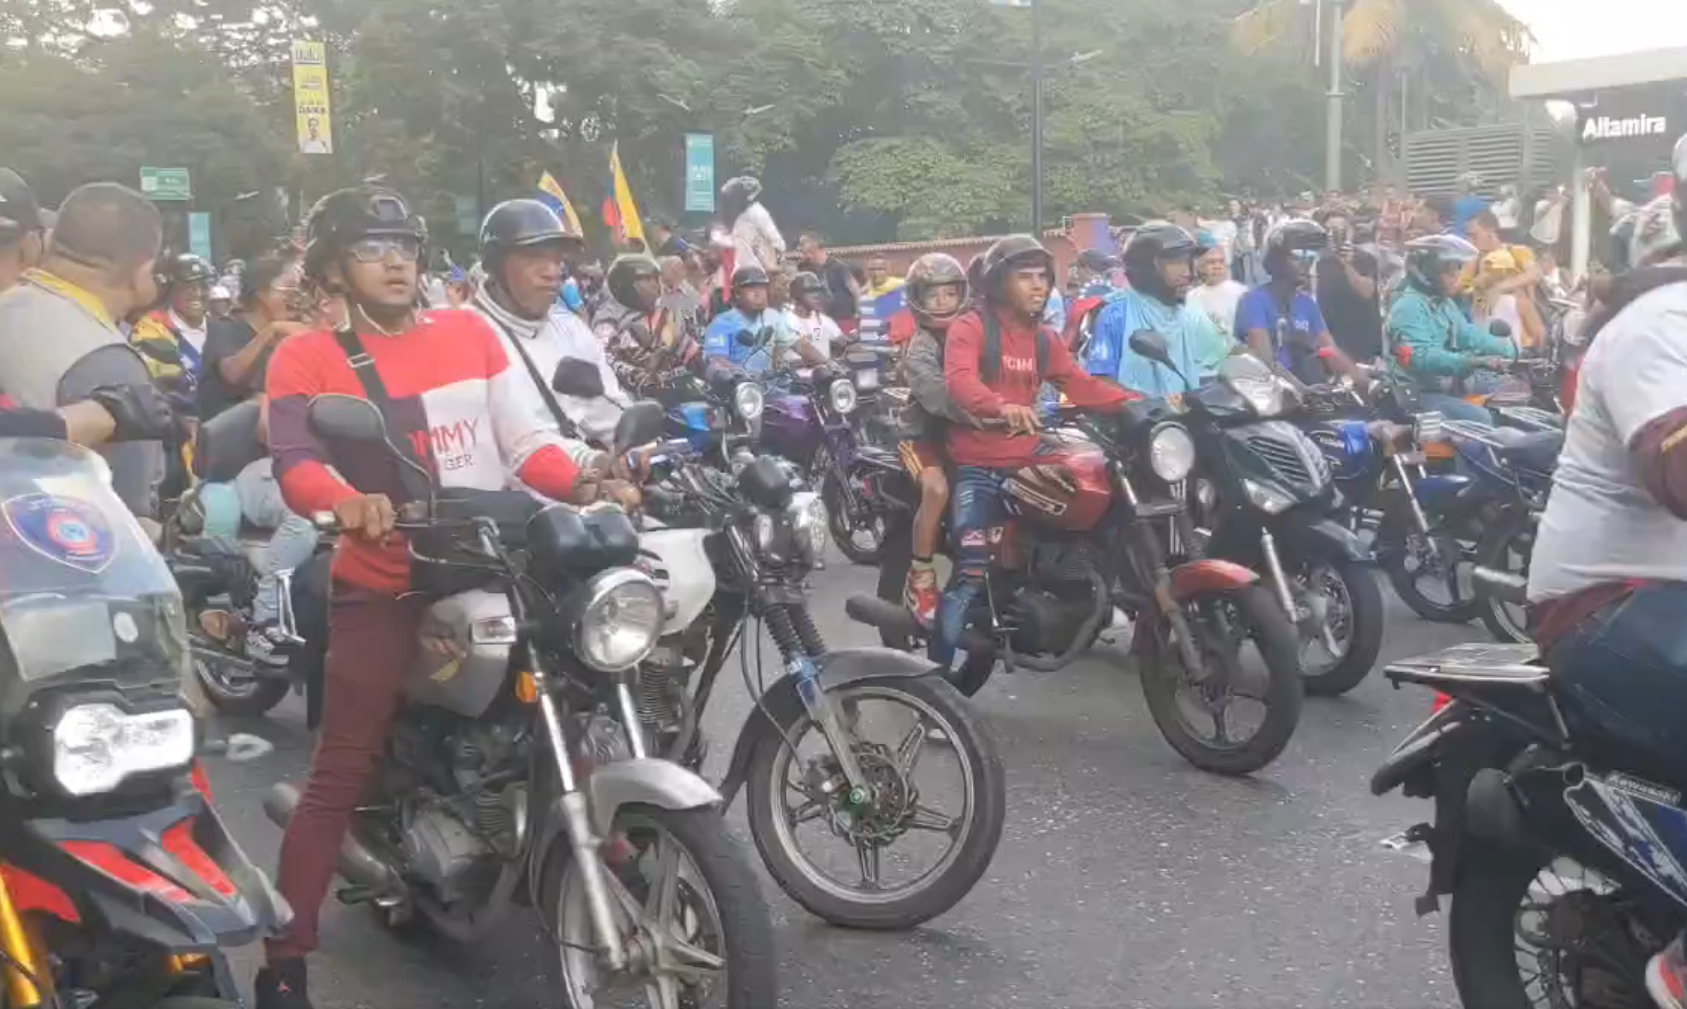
[0,168,46,246]
[1077,248,1121,274]
[606,253,662,309]
[1404,233,1479,293]
[730,263,770,293]
[979,235,1054,302]
[164,252,215,288]
[905,252,969,327]
[1122,222,1199,305]
[479,199,581,273]
[965,254,986,303]
[302,186,425,284]
[790,271,826,299]
[1262,218,1328,284]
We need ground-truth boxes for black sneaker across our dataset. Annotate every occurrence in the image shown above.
[254,958,314,1009]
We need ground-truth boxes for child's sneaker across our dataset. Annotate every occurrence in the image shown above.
[905,563,939,629]
[1647,932,1687,1009]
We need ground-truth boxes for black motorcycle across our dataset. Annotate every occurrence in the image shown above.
[1147,345,1384,697]
[1373,629,1687,1009]
[631,438,1008,929]
[0,437,289,1008]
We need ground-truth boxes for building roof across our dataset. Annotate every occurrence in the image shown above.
[1511,46,1687,100]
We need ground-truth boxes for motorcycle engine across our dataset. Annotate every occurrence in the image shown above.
[1005,543,1101,656]
[401,797,493,904]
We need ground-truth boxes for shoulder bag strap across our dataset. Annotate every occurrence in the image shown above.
[482,314,582,440]
[332,327,430,476]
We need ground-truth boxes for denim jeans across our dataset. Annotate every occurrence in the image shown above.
[931,466,1006,669]
[1417,392,1493,427]
[230,458,321,624]
[1544,584,1687,769]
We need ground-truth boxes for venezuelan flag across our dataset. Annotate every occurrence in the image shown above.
[536,172,584,235]
[602,142,646,247]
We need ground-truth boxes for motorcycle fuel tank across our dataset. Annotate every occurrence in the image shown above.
[407,589,516,718]
[1305,419,1374,482]
[1001,436,1112,532]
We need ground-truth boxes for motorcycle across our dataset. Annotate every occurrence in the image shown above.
[855,332,1305,776]
[1372,632,1687,1009]
[1172,351,1385,697]
[629,436,1007,929]
[0,437,289,1007]
[260,395,777,1009]
[743,329,890,566]
[165,401,329,721]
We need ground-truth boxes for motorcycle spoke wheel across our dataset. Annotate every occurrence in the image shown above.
[1295,566,1353,674]
[1402,533,1475,609]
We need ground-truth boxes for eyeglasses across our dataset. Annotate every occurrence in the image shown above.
[1290,249,1322,264]
[348,236,421,263]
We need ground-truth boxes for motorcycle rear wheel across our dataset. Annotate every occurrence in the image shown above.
[1475,512,1535,645]
[192,642,291,718]
[1137,585,1303,776]
[1376,500,1480,624]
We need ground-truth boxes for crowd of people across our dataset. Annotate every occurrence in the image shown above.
[7,136,1687,1007]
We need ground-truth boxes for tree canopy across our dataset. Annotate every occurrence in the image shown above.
[0,0,1528,258]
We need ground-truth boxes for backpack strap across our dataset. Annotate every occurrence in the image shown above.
[1035,326,1051,376]
[979,309,1002,385]
[332,327,431,477]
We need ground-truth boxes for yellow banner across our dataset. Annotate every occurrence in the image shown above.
[290,40,333,155]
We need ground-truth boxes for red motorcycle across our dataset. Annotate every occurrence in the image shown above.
[849,367,1304,776]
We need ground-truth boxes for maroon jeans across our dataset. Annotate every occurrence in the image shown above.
[266,584,423,962]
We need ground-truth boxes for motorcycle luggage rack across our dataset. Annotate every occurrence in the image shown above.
[1436,418,1515,449]
[1494,405,1562,431]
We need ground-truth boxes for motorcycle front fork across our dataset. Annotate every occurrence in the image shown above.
[763,603,871,797]
[1254,529,1340,655]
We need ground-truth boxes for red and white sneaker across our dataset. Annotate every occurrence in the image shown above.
[1647,933,1687,1009]
[905,567,939,629]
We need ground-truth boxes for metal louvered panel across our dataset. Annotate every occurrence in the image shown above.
[1404,122,1567,197]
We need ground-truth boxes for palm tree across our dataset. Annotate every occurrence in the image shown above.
[1233,0,1534,178]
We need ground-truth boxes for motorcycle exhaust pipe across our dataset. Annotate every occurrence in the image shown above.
[844,594,995,654]
[1473,566,1529,606]
[262,783,404,895]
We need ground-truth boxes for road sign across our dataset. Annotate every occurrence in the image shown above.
[139,167,191,201]
[187,212,213,261]
[684,133,716,214]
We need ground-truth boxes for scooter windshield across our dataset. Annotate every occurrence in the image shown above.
[0,439,187,694]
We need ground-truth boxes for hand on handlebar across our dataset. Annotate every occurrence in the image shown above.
[333,492,396,542]
[1000,404,1042,435]
[1477,356,1513,372]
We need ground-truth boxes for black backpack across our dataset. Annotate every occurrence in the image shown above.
[977,309,1052,385]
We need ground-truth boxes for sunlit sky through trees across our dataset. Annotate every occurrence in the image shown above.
[1504,0,1687,61]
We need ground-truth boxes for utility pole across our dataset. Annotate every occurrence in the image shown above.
[1324,0,1345,192]
[1030,0,1044,237]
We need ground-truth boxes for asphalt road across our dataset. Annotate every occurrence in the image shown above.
[203,559,1486,1009]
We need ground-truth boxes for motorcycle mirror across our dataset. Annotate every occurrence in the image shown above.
[307,393,388,443]
[613,401,667,456]
[1488,319,1514,339]
[735,329,760,348]
[552,357,607,399]
[1128,329,1175,368]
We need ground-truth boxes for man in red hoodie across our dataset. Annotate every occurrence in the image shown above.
[935,235,1134,669]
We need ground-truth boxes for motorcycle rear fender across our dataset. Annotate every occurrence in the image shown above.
[8,790,290,953]
[1167,559,1259,600]
[584,758,722,837]
[718,647,942,805]
[1275,514,1375,564]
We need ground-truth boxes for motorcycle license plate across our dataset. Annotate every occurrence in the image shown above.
[858,369,880,390]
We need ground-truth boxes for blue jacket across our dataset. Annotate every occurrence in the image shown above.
[703,308,792,374]
[1385,285,1517,391]
[1083,289,1219,396]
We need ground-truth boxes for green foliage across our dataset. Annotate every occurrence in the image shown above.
[0,0,1516,254]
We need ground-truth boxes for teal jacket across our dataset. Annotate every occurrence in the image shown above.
[1385,285,1517,391]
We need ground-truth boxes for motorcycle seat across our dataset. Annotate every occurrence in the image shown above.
[1487,427,1563,471]
[1383,642,1547,689]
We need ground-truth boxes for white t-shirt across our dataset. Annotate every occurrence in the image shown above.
[169,310,207,354]
[1186,280,1249,338]
[784,308,840,361]
[1529,282,1687,600]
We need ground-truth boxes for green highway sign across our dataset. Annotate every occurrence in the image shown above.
[139,167,192,201]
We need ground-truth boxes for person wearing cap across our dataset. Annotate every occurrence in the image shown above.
[131,251,216,411]
[0,181,168,518]
[649,215,691,260]
[0,168,51,293]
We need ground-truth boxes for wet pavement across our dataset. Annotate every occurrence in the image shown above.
[203,560,1482,1008]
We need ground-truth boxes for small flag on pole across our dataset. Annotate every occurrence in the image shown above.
[602,142,646,248]
[536,172,584,235]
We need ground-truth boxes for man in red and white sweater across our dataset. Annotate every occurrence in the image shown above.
[257,187,630,1009]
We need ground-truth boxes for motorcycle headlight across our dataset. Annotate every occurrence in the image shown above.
[787,491,828,563]
[827,378,858,415]
[1148,423,1196,482]
[733,382,765,422]
[54,704,195,797]
[1241,477,1297,515]
[573,569,664,673]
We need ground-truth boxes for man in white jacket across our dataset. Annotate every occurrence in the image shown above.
[468,199,629,464]
[721,175,785,274]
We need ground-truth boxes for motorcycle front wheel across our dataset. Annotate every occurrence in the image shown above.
[541,805,777,1009]
[742,674,1006,930]
[1295,556,1385,697]
[823,471,885,566]
[1376,499,1480,624]
[1137,585,1304,776]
